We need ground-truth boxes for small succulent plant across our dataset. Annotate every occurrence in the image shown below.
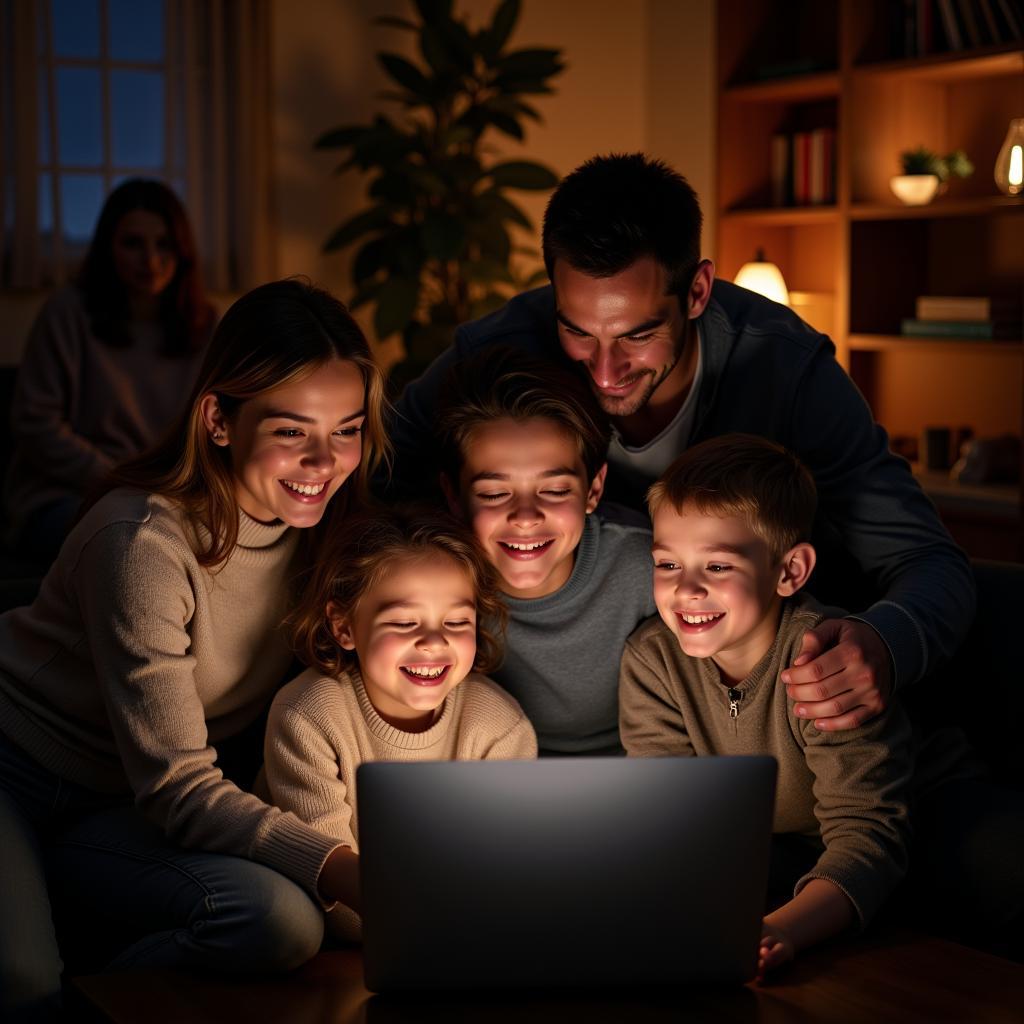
[900,146,974,182]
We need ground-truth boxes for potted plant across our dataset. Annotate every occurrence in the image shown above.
[890,146,974,205]
[316,0,565,389]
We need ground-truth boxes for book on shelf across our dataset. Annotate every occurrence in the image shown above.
[769,129,835,208]
[893,0,1023,57]
[901,317,1019,338]
[937,0,964,47]
[916,295,1023,321]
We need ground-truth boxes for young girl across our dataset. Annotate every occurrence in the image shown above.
[5,178,216,562]
[0,280,386,1020]
[262,506,538,940]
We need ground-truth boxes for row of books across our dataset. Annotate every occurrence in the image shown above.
[891,0,1024,58]
[770,129,835,207]
[900,295,1022,339]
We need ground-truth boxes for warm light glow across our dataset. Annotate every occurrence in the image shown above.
[734,251,790,306]
[994,119,1024,197]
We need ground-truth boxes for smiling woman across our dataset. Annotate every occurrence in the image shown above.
[0,280,388,1019]
[4,178,215,563]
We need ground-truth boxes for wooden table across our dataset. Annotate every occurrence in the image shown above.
[72,927,1023,1024]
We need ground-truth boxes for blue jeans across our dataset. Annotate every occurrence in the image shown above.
[0,731,324,1022]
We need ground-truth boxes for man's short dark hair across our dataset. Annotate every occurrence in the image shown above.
[541,153,703,302]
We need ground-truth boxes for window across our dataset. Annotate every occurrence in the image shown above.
[36,0,180,271]
[2,0,273,292]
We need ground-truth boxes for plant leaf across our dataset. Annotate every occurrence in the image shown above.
[495,48,564,78]
[378,53,433,99]
[353,236,397,283]
[479,0,520,61]
[487,160,559,190]
[369,168,417,205]
[421,210,467,260]
[371,15,419,30]
[475,191,533,229]
[470,219,511,263]
[488,110,525,140]
[323,206,396,252]
[413,0,454,25]
[462,259,515,284]
[314,125,368,150]
[374,277,421,340]
[491,76,556,95]
[348,281,382,312]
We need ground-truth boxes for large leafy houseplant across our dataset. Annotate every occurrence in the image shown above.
[316,0,564,387]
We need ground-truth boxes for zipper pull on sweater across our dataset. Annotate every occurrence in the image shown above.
[728,688,743,719]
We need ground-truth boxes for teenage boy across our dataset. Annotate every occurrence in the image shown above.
[619,434,913,976]
[390,152,974,735]
[437,348,655,755]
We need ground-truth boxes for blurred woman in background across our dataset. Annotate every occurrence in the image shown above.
[4,178,215,563]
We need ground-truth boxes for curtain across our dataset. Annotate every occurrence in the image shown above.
[172,0,275,292]
[0,0,41,289]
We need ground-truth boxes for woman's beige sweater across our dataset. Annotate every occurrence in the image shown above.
[0,488,343,897]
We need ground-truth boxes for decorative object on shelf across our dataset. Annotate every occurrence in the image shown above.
[994,119,1024,196]
[922,426,953,471]
[952,435,1022,485]
[733,250,789,305]
[315,0,564,387]
[890,174,940,205]
[900,318,1016,339]
[891,145,974,204]
[907,292,1022,339]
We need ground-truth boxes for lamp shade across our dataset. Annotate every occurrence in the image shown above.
[733,249,790,305]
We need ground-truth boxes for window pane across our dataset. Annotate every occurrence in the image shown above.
[111,70,164,168]
[56,68,103,166]
[60,174,105,242]
[109,0,164,61]
[39,173,54,235]
[51,0,100,59]
[38,67,51,164]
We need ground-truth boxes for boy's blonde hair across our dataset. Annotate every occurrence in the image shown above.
[647,434,817,563]
[289,505,506,677]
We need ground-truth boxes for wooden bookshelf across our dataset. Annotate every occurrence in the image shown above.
[716,0,1024,560]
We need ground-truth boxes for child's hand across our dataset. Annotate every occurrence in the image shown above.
[757,924,795,980]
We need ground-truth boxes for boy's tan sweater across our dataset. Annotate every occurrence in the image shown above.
[262,666,538,939]
[619,596,912,926]
[0,488,344,898]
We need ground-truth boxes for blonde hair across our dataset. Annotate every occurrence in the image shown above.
[107,279,390,567]
[647,434,817,562]
[289,505,507,677]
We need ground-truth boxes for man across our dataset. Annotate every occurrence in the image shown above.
[390,153,975,732]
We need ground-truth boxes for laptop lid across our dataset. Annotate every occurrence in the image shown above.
[358,756,776,992]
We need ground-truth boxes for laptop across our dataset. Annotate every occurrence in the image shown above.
[357,756,776,992]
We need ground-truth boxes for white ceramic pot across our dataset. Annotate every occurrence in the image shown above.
[890,174,940,205]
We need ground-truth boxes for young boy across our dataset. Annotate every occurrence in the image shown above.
[619,434,913,975]
[436,347,655,756]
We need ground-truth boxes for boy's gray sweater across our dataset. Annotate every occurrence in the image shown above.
[493,506,656,755]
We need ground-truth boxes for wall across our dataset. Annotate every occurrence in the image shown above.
[269,0,717,360]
